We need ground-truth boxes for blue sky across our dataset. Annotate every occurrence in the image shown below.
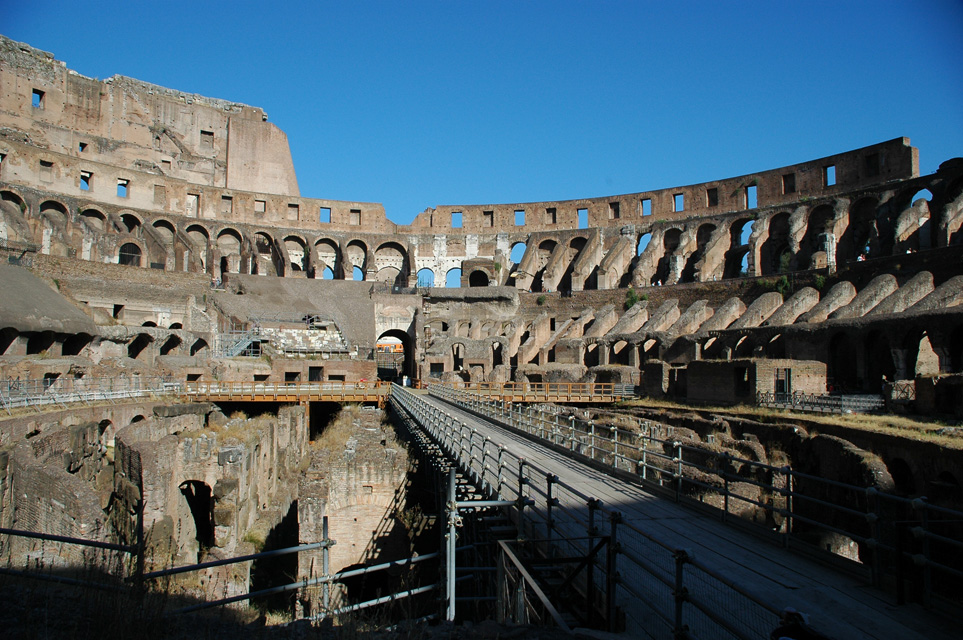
[5,1,962,225]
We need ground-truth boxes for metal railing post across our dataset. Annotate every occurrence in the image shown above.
[607,512,621,632]
[673,549,690,638]
[446,468,458,621]
[323,516,331,613]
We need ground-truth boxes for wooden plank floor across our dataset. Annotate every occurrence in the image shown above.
[425,396,959,640]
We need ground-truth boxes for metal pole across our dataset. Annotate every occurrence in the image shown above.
[322,516,330,613]
[607,512,621,632]
[673,549,689,638]
[446,468,457,621]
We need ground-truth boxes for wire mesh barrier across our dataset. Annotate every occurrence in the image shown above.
[390,383,782,638]
[428,383,963,615]
[447,380,637,401]
[0,376,180,413]
[756,390,885,413]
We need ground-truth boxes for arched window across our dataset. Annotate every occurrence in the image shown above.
[417,268,435,287]
[468,270,489,287]
[445,268,462,288]
[119,243,142,266]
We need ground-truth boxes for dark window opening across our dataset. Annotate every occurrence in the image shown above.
[429,362,445,378]
[451,211,462,228]
[734,367,750,397]
[640,198,652,216]
[468,271,489,287]
[546,207,557,224]
[673,193,684,212]
[26,332,55,355]
[254,200,266,213]
[320,207,331,223]
[254,374,269,382]
[782,173,796,194]
[32,89,45,109]
[350,209,362,225]
[287,204,299,221]
[745,185,757,209]
[80,171,92,191]
[179,481,215,553]
[577,208,588,228]
[128,334,153,359]
[483,210,493,227]
[117,179,129,198]
[78,142,88,152]
[824,165,836,187]
[514,209,525,226]
[113,304,124,319]
[40,160,53,182]
[706,188,719,207]
[221,196,233,216]
[200,130,214,150]
[285,371,301,383]
[609,201,620,219]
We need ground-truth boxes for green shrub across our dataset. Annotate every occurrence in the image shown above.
[536,295,546,306]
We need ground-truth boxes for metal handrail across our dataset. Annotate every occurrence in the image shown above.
[430,383,963,611]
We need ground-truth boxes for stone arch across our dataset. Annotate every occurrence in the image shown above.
[284,234,308,273]
[445,267,462,288]
[26,331,55,355]
[468,270,490,287]
[62,333,92,356]
[374,241,409,286]
[152,218,176,244]
[160,335,182,356]
[80,207,107,232]
[345,239,369,276]
[416,267,435,288]
[118,242,143,267]
[128,333,153,360]
[119,212,142,233]
[39,199,68,224]
[652,228,681,285]
[530,239,557,292]
[0,189,27,218]
[681,223,716,283]
[252,231,281,276]
[761,212,792,274]
[724,218,754,278]
[637,233,652,255]
[315,238,341,278]
[377,328,414,381]
[185,224,210,271]
[510,241,527,264]
[839,197,878,263]
[190,338,209,356]
[0,327,18,355]
[798,205,835,270]
[216,227,243,275]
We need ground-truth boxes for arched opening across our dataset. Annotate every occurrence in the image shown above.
[142,321,157,327]
[179,480,215,554]
[948,325,963,373]
[190,339,209,356]
[530,240,557,292]
[445,268,462,288]
[1,191,27,224]
[452,343,465,371]
[216,228,243,275]
[637,233,652,255]
[828,332,858,392]
[186,224,210,271]
[761,212,791,275]
[26,331,55,355]
[62,333,92,356]
[40,200,68,225]
[886,458,916,496]
[352,265,364,281]
[152,219,175,244]
[374,242,409,287]
[839,198,878,263]
[652,228,681,285]
[346,240,368,279]
[128,333,153,360]
[0,328,18,355]
[376,329,413,382]
[865,330,895,385]
[98,419,115,451]
[160,335,182,356]
[798,205,834,270]
[80,208,106,232]
[510,242,527,264]
[315,238,340,279]
[253,232,280,276]
[681,223,716,283]
[285,235,308,268]
[119,243,142,267]
[120,213,142,233]
[416,268,435,288]
[169,323,183,330]
[468,270,489,287]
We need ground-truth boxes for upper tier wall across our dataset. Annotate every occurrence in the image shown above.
[0,35,919,235]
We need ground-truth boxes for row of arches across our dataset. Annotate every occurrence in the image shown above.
[3,176,960,289]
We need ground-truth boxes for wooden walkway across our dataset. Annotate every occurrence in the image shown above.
[422,394,957,640]
[182,381,389,403]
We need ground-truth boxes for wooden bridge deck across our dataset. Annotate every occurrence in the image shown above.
[421,394,957,640]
